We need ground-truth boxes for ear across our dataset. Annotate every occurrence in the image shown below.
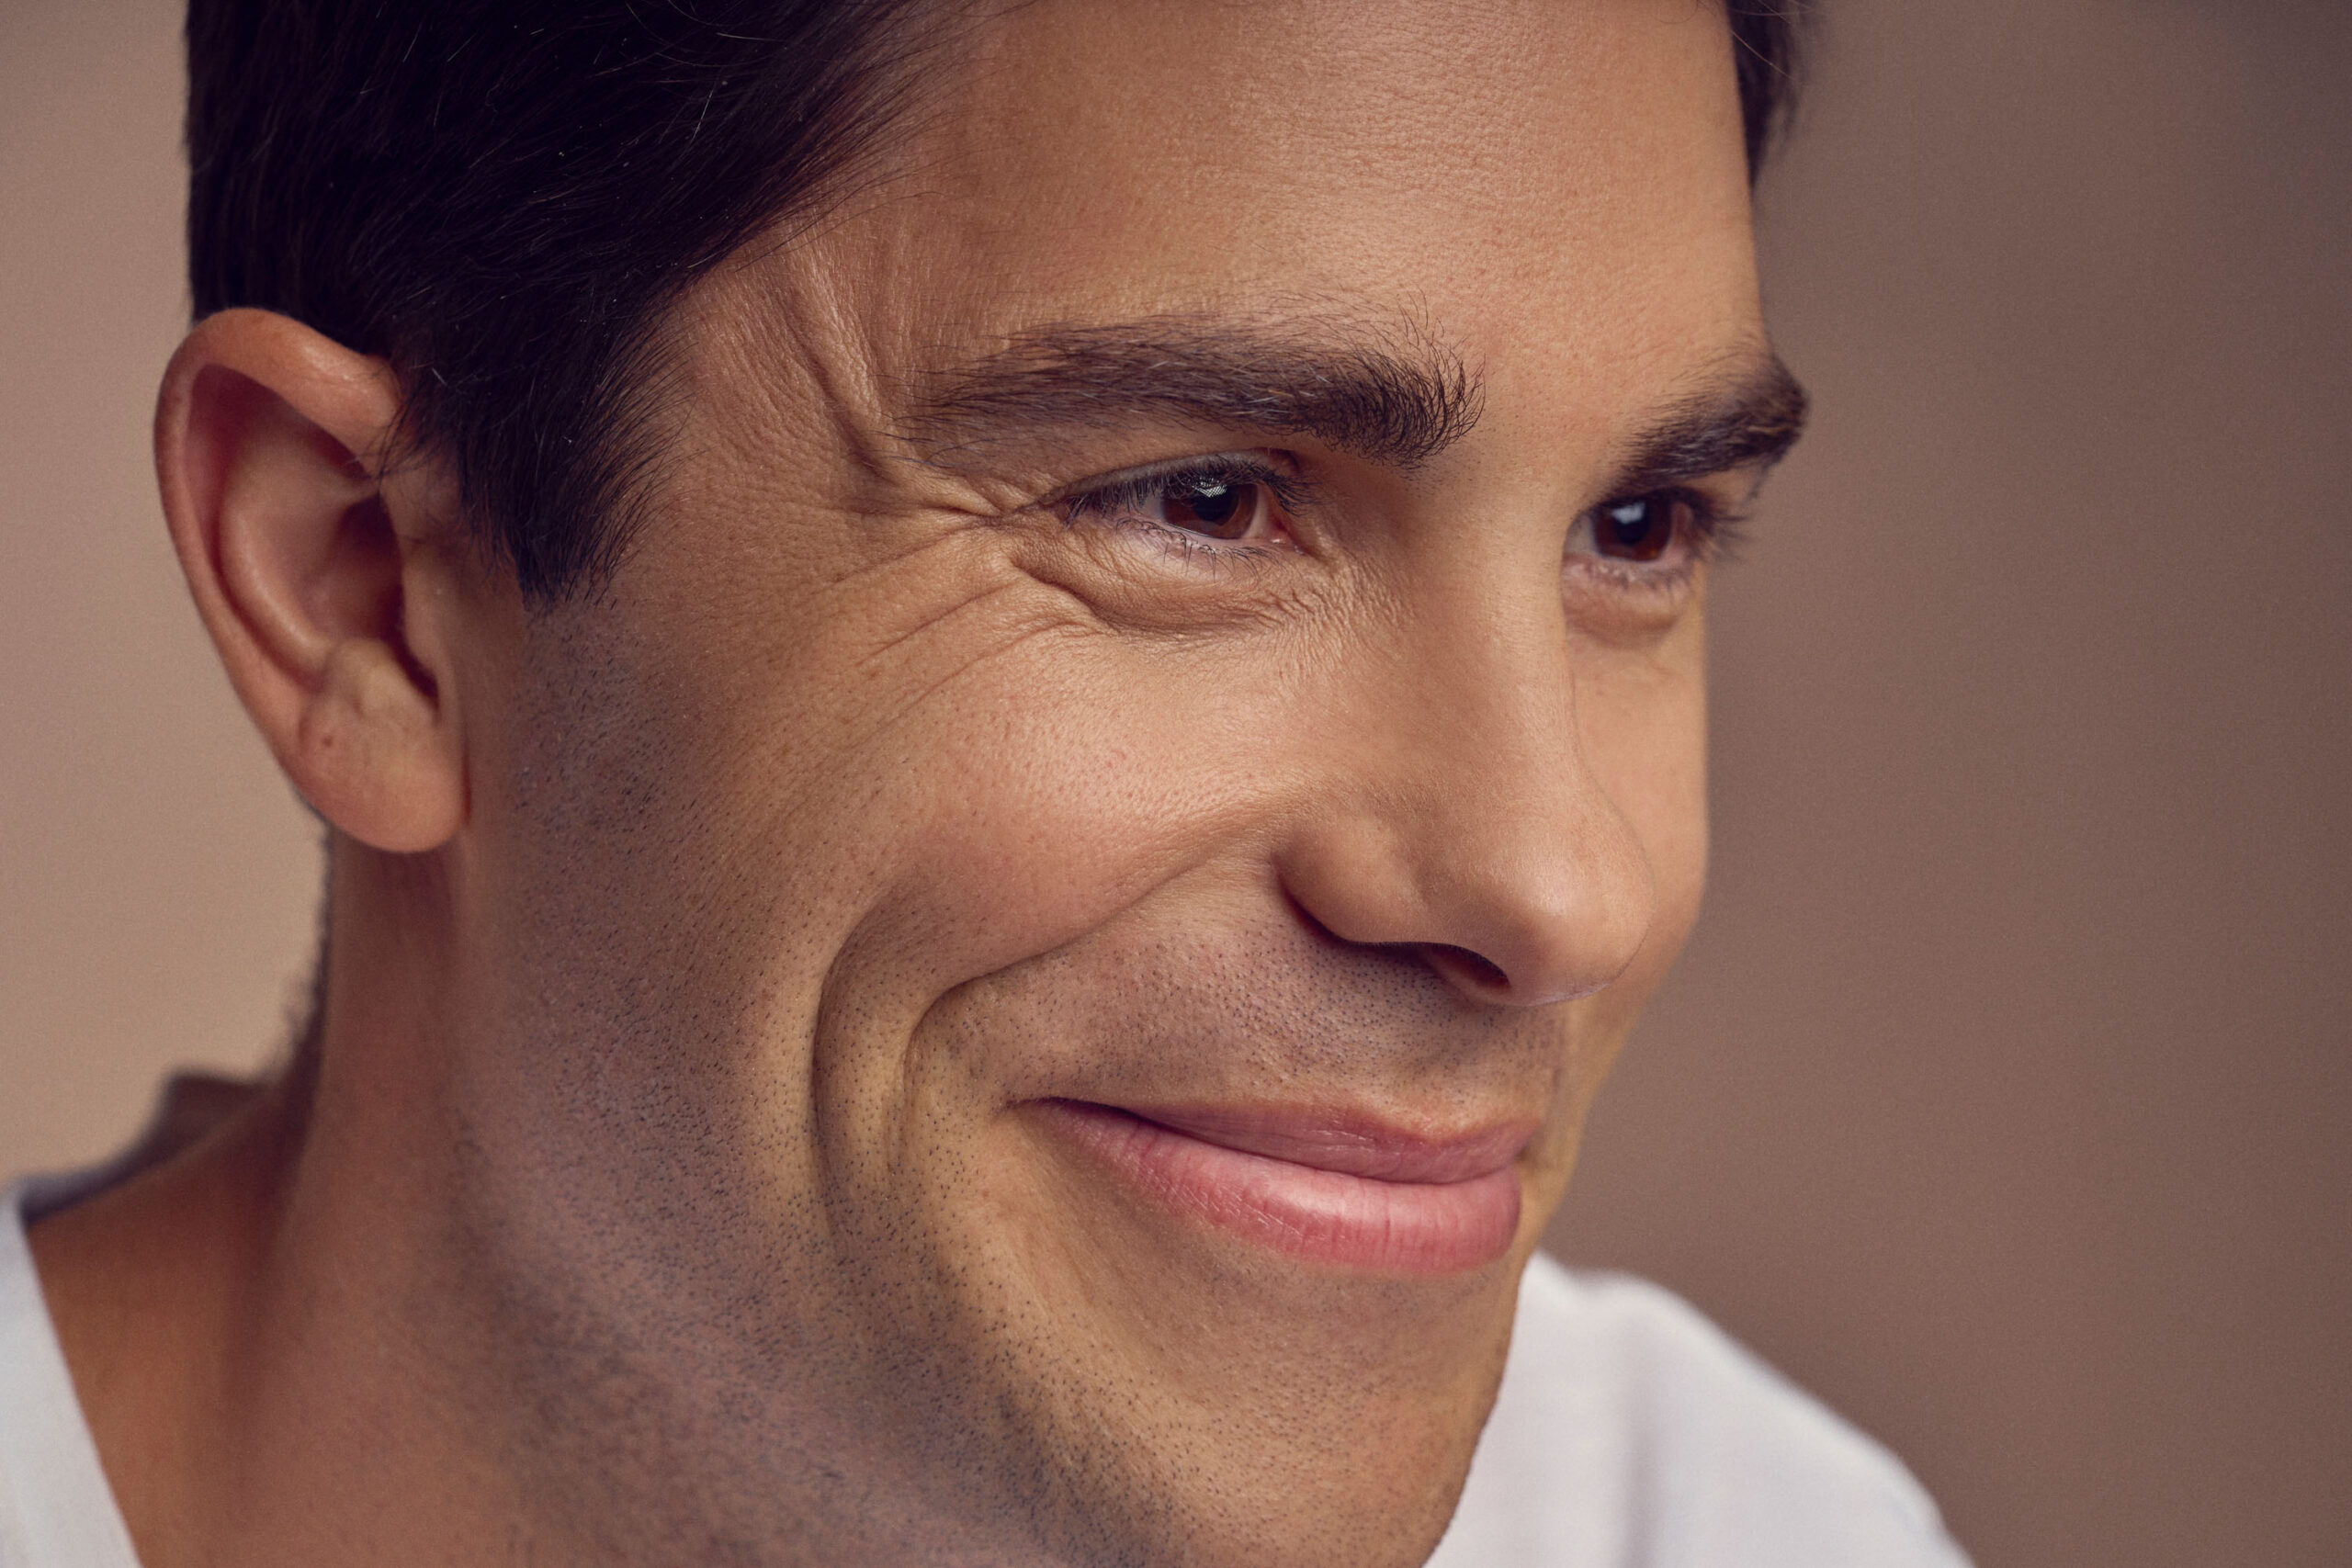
[156,309,467,853]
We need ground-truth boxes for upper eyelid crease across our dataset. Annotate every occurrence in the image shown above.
[1054,457,1303,575]
[1056,454,1308,514]
[1566,486,1746,586]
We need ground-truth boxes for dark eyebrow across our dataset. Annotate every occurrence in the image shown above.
[1605,354,1811,496]
[900,313,1485,470]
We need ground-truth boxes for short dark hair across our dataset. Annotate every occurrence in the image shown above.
[186,1,1812,602]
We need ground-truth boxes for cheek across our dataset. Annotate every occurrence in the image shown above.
[840,629,1294,998]
[1578,621,1713,1012]
[618,552,1301,1046]
[1504,626,1708,1195]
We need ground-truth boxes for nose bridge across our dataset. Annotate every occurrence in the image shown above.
[1281,578,1656,1007]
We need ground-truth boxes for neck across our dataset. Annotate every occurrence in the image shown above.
[29,845,546,1565]
[29,844,1045,1568]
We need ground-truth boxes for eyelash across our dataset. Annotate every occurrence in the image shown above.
[1052,457,1749,591]
[1055,455,1308,569]
[1570,486,1751,594]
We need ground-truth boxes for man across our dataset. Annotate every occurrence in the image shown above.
[2,1,1971,1563]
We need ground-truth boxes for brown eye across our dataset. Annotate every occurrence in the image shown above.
[1159,477,1268,540]
[1593,492,1690,561]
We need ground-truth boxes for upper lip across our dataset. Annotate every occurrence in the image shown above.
[1064,1100,1539,1184]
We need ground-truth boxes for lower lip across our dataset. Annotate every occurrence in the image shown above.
[1034,1100,1523,1275]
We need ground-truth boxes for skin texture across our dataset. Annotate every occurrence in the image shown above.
[30,2,1788,1564]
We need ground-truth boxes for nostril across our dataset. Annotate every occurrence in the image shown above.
[1420,943,1510,996]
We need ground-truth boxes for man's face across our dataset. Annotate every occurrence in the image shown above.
[435,1,1780,1562]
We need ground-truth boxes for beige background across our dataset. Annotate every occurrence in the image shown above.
[3,3,2346,1565]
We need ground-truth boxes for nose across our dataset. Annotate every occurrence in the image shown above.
[1274,593,1657,1009]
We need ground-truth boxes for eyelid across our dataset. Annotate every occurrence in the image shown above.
[1583,482,1729,532]
[1571,483,1752,578]
[1049,450,1311,519]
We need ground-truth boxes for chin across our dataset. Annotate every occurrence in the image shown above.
[786,1101,1532,1568]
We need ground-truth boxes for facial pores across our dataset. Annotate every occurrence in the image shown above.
[437,3,1756,1563]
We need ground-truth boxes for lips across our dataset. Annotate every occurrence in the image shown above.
[1034,1099,1532,1275]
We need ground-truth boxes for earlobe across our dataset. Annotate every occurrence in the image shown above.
[156,309,467,853]
[297,639,465,853]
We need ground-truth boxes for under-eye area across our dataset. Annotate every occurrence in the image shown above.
[3,5,1984,1568]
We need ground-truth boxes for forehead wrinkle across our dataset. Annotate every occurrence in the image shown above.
[896,310,1486,472]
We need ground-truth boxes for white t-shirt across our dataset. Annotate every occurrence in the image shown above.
[0,1177,1969,1567]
